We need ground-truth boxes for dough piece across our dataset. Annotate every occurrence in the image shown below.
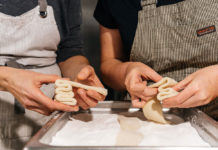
[55,79,108,96]
[55,80,77,106]
[143,77,179,124]
[157,88,178,101]
[54,79,108,106]
[55,93,75,102]
[149,77,177,89]
[143,98,168,124]
[60,100,77,106]
[116,115,143,146]
[118,115,141,130]
[55,83,72,90]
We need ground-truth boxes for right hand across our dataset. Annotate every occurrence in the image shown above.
[124,62,162,108]
[0,67,79,115]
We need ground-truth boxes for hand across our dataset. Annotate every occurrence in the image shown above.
[124,62,162,108]
[163,65,218,108]
[2,67,79,115]
[73,65,106,110]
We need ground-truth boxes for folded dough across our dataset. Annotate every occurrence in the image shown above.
[55,80,77,106]
[116,115,143,146]
[55,80,108,96]
[54,79,108,106]
[143,77,179,124]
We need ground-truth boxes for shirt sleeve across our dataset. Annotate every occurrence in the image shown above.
[94,0,118,29]
[56,0,84,63]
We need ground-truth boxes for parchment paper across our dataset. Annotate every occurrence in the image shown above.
[50,112,210,147]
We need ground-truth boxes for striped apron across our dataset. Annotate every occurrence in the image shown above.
[0,0,61,149]
[130,0,218,120]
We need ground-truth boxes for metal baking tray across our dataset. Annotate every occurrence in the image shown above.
[24,101,218,150]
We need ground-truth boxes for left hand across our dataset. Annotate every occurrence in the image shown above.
[73,65,106,110]
[163,65,218,108]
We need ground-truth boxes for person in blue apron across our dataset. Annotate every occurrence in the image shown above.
[0,0,105,149]
[94,0,218,120]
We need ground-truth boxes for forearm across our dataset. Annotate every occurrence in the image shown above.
[58,56,89,80]
[101,59,132,91]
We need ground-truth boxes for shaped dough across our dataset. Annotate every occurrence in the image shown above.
[143,98,168,124]
[55,79,108,96]
[55,80,77,106]
[143,77,179,124]
[54,79,108,106]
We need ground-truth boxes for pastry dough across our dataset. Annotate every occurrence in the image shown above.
[54,79,108,106]
[118,115,141,130]
[143,77,179,124]
[55,80,108,96]
[116,115,143,146]
[55,80,77,106]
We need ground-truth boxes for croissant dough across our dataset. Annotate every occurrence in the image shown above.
[143,77,179,124]
[116,115,143,146]
[54,79,108,106]
[55,80,108,96]
[55,80,77,106]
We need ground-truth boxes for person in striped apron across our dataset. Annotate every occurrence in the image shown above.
[94,0,218,120]
[0,0,105,149]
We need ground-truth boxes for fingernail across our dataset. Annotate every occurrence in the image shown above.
[79,72,87,79]
[79,72,85,77]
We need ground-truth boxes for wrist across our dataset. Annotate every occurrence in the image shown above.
[0,67,13,90]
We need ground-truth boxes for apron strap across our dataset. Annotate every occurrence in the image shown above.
[38,0,48,18]
[141,0,157,10]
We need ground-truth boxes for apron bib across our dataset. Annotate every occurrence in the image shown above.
[0,0,61,149]
[130,0,218,120]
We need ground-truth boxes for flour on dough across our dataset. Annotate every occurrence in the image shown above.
[143,77,179,124]
[117,115,141,131]
[116,115,143,146]
[116,130,144,146]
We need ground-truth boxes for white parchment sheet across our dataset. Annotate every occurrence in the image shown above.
[50,112,210,147]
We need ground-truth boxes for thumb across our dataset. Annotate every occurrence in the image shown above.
[77,66,94,81]
[173,76,192,92]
